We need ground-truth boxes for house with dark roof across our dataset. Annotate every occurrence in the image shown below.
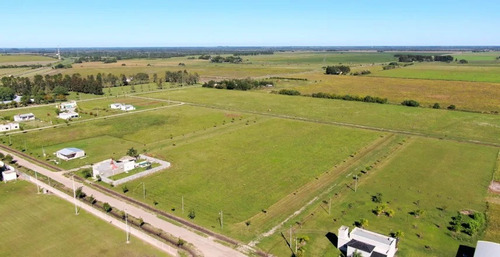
[338,226,397,257]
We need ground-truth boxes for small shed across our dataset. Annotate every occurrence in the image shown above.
[56,148,85,160]
[0,123,19,131]
[1,161,17,182]
[58,112,79,120]
[120,105,136,111]
[14,113,35,122]
[110,103,123,109]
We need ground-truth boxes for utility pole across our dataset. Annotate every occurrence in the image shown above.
[295,237,298,254]
[289,225,292,246]
[8,134,11,145]
[125,209,130,244]
[72,176,78,215]
[355,174,358,192]
[220,210,224,230]
[182,196,184,214]
[34,171,40,194]
[143,183,146,199]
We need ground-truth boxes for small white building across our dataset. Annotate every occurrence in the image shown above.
[14,113,36,122]
[338,226,397,257]
[474,241,500,257]
[1,161,17,182]
[56,148,85,161]
[0,123,19,131]
[58,112,79,120]
[58,101,77,111]
[110,103,123,109]
[92,157,137,178]
[120,105,136,111]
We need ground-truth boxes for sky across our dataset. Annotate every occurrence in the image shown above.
[1,0,499,47]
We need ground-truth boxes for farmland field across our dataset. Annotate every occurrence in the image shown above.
[140,87,500,145]
[0,54,56,63]
[0,181,166,257]
[257,137,498,257]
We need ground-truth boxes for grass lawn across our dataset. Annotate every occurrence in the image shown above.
[119,118,380,241]
[257,137,498,257]
[3,105,258,169]
[139,87,500,145]
[109,163,161,180]
[0,181,167,257]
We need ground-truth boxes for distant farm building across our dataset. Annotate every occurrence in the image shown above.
[0,123,19,132]
[58,101,77,111]
[14,113,35,122]
[56,148,85,161]
[58,112,79,120]
[110,103,123,109]
[1,161,17,182]
[338,226,397,257]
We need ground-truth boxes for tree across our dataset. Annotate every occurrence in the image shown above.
[122,185,129,193]
[359,218,368,228]
[52,86,69,96]
[4,154,13,163]
[458,59,468,64]
[75,186,86,198]
[81,169,92,178]
[0,87,15,101]
[432,103,440,109]
[374,205,384,216]
[88,195,96,205]
[387,209,395,217]
[127,147,138,157]
[325,65,350,75]
[447,104,456,110]
[372,193,382,203]
[188,209,196,219]
[103,202,112,212]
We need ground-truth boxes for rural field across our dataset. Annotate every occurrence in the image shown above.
[0,181,166,257]
[0,50,499,256]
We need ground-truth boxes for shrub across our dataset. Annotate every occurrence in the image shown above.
[103,202,112,212]
[75,187,86,198]
[447,104,456,110]
[81,169,92,178]
[188,209,196,219]
[278,89,301,96]
[122,185,129,193]
[432,103,440,109]
[401,100,420,107]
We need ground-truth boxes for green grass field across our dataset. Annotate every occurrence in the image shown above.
[0,181,166,257]
[0,54,56,63]
[139,87,500,145]
[257,137,497,257]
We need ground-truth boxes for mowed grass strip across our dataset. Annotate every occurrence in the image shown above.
[121,118,380,241]
[139,87,500,145]
[292,72,500,113]
[261,137,497,257]
[0,181,166,257]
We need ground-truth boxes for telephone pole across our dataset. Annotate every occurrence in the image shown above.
[219,210,223,230]
[182,196,184,214]
[143,183,146,199]
[125,209,130,244]
[72,176,78,215]
[329,197,332,215]
[355,174,358,192]
[34,171,40,194]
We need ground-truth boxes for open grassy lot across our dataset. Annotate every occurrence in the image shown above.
[369,62,500,83]
[139,87,500,145]
[258,137,497,257]
[288,72,500,112]
[0,181,166,257]
[246,51,399,65]
[120,118,380,241]
[0,54,56,63]
[4,105,257,169]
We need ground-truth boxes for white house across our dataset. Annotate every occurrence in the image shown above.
[14,113,35,122]
[0,123,19,132]
[110,103,123,109]
[58,101,77,111]
[1,161,17,182]
[58,112,79,120]
[56,148,85,161]
[120,105,136,111]
[338,226,397,257]
[92,157,137,178]
[474,241,500,257]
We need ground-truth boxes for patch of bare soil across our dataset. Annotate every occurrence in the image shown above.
[489,181,500,194]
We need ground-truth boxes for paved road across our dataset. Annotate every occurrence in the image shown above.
[21,173,179,257]
[3,150,248,257]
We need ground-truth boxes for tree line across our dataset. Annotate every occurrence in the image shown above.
[165,70,199,85]
[210,56,243,63]
[325,65,351,75]
[395,54,454,62]
[202,78,273,91]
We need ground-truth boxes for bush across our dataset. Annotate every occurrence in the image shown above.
[432,103,440,109]
[122,185,129,193]
[401,100,420,107]
[325,65,350,75]
[447,104,456,110]
[278,89,301,96]
[81,169,92,178]
[103,202,112,212]
[75,187,86,198]
[188,209,196,219]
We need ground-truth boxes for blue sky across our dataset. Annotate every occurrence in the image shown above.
[1,0,498,47]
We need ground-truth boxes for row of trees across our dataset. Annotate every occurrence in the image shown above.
[325,65,351,75]
[165,70,200,85]
[395,54,454,62]
[312,92,388,104]
[202,78,272,91]
[210,55,243,63]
